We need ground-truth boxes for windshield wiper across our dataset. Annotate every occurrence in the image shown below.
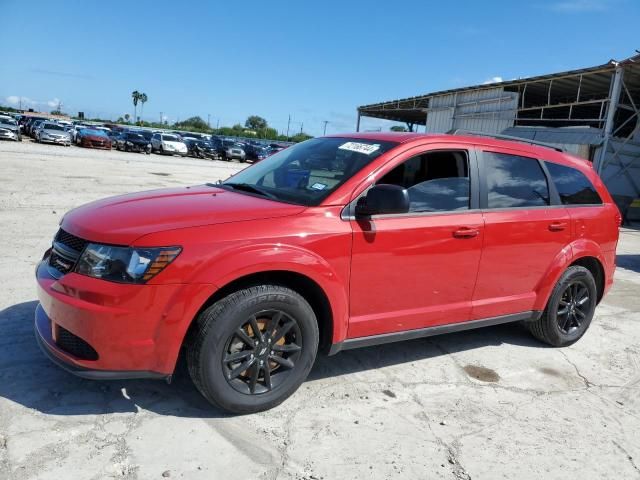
[222,182,278,200]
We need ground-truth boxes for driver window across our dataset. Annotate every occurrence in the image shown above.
[377,150,470,212]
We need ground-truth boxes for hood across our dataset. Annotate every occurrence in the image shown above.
[128,137,149,145]
[162,140,186,147]
[0,124,18,132]
[61,185,305,245]
[42,128,70,136]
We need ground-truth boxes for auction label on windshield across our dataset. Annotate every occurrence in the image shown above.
[338,142,380,155]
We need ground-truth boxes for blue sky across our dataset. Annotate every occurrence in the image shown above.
[1,0,638,136]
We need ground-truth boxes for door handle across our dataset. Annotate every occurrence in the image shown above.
[453,227,479,239]
[548,222,567,232]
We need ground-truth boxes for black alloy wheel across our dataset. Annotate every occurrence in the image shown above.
[187,285,319,413]
[222,310,302,395]
[527,265,597,347]
[556,281,591,334]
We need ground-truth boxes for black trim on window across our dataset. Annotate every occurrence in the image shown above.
[342,147,479,220]
[478,150,554,210]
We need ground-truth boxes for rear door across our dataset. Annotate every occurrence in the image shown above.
[472,147,571,319]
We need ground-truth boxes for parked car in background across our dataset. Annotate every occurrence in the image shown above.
[76,128,112,149]
[107,130,121,145]
[215,140,246,162]
[0,116,21,141]
[36,122,72,146]
[151,133,188,156]
[29,119,47,137]
[183,138,219,159]
[177,131,206,141]
[244,143,273,162]
[115,131,152,153]
[24,117,47,135]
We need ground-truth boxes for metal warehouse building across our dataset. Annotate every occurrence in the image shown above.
[357,53,640,218]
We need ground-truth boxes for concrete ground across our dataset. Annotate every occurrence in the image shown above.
[0,139,639,480]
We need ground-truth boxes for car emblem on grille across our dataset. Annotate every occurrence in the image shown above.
[55,258,71,270]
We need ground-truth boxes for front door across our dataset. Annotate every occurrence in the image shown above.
[348,146,484,338]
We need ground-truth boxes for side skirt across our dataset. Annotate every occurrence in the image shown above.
[328,310,541,355]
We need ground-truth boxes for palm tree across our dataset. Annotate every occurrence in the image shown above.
[131,90,141,125]
[139,93,148,125]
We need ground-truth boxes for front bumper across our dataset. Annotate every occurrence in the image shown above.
[35,304,166,380]
[41,136,71,145]
[0,130,18,140]
[35,259,191,378]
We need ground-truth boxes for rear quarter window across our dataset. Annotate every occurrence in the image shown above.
[544,162,602,205]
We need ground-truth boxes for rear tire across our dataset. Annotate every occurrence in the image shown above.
[186,285,319,414]
[527,265,597,347]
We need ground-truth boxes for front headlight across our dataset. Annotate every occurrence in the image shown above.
[75,244,181,283]
[126,141,133,146]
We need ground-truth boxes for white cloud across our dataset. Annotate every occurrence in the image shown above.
[548,0,609,12]
[482,76,504,85]
[5,95,38,107]
[47,98,61,108]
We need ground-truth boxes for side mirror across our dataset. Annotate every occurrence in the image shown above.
[355,184,410,217]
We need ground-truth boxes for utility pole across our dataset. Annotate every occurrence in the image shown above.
[322,120,329,136]
[207,113,211,128]
[286,114,291,141]
[300,122,303,134]
[160,112,163,124]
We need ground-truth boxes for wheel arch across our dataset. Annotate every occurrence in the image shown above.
[534,240,607,311]
[569,256,605,304]
[186,270,335,354]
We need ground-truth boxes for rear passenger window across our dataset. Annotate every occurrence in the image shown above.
[484,152,549,208]
[377,150,469,212]
[544,162,603,205]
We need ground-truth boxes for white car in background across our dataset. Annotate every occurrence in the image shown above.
[151,132,188,156]
[0,116,21,141]
[36,122,72,146]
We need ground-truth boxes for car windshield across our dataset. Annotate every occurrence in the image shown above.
[127,133,145,140]
[162,135,179,141]
[221,137,398,206]
[0,118,16,126]
[44,123,65,131]
[81,129,107,136]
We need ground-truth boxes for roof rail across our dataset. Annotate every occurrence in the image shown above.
[446,129,565,152]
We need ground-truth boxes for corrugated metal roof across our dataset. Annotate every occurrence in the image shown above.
[501,126,604,145]
[359,54,639,111]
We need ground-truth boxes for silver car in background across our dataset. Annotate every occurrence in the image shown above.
[0,116,21,142]
[36,122,72,146]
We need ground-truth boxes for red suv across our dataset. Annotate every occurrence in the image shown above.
[36,132,620,413]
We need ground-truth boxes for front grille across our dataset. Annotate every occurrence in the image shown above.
[55,229,88,252]
[48,229,87,275]
[56,325,99,361]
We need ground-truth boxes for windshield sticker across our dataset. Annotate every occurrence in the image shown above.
[338,142,380,155]
[310,182,327,191]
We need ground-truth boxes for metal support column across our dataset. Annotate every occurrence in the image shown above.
[356,112,361,132]
[597,65,624,174]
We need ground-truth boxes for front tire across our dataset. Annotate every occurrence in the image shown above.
[527,266,597,347]
[187,285,319,414]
